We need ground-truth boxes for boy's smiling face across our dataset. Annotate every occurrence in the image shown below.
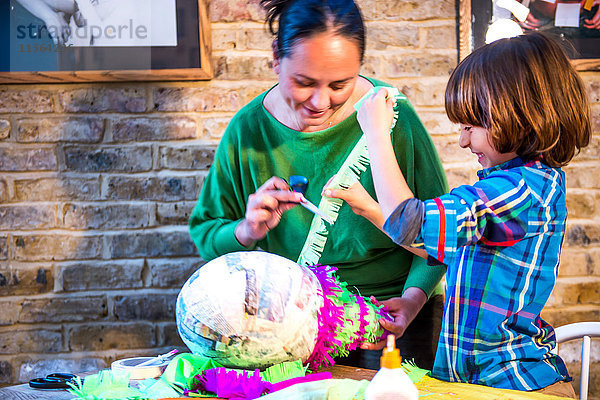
[458,124,518,169]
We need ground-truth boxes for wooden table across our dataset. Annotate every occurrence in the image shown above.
[0,364,376,400]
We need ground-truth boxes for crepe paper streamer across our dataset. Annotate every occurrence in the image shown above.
[259,378,370,400]
[190,367,273,399]
[271,371,332,392]
[137,377,182,399]
[306,264,391,370]
[159,353,223,394]
[297,86,404,267]
[584,0,594,10]
[401,359,431,384]
[260,359,307,384]
[67,369,145,400]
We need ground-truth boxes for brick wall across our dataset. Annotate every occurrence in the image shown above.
[0,0,598,395]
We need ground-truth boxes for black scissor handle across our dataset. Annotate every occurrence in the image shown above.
[29,373,77,389]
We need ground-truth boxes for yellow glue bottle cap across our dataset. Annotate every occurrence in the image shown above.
[380,334,402,369]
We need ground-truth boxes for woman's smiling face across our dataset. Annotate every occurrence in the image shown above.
[273,31,362,131]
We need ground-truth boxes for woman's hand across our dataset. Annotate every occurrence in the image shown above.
[360,287,427,350]
[356,88,395,140]
[322,176,384,229]
[235,176,303,247]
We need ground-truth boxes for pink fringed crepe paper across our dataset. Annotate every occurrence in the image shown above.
[306,264,391,370]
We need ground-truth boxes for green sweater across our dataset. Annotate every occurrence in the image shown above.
[189,77,448,299]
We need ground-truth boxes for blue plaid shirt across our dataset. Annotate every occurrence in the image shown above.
[388,157,571,391]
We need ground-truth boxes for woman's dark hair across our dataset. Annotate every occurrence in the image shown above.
[260,0,365,62]
[445,32,591,167]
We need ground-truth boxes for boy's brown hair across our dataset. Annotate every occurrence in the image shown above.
[445,32,591,167]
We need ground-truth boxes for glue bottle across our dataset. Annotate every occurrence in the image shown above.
[364,334,419,400]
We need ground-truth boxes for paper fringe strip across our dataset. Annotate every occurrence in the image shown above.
[192,368,272,399]
[306,264,391,370]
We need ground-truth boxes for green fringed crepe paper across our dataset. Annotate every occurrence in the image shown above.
[402,359,431,384]
[142,355,307,398]
[260,359,307,383]
[297,86,405,267]
[68,369,145,400]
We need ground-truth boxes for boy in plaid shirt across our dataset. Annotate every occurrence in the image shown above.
[325,32,591,397]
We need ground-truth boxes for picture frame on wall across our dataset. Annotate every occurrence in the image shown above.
[0,0,212,83]
[459,0,600,71]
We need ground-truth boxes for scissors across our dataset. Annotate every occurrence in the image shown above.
[288,175,334,225]
[29,372,79,389]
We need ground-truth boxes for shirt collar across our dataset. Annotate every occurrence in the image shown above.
[476,156,537,180]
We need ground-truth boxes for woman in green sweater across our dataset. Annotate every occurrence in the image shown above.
[189,0,448,370]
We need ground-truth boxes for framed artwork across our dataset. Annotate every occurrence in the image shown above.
[459,0,600,71]
[0,0,212,83]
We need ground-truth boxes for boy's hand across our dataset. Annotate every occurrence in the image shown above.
[357,88,395,139]
[361,287,427,350]
[322,176,384,229]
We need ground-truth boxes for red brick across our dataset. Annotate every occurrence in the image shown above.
[0,119,9,139]
[62,202,152,229]
[60,260,145,291]
[0,264,53,296]
[213,55,275,80]
[383,52,456,78]
[58,87,146,113]
[366,24,419,50]
[159,145,216,170]
[0,147,57,171]
[156,201,196,225]
[14,177,101,202]
[105,175,198,201]
[0,329,62,354]
[147,258,204,288]
[112,117,197,142]
[0,205,56,230]
[113,293,177,320]
[11,234,103,261]
[564,165,600,189]
[16,117,104,143]
[0,89,54,113]
[153,87,242,112]
[19,295,107,323]
[106,229,196,258]
[210,0,263,22]
[62,145,152,172]
[68,323,156,351]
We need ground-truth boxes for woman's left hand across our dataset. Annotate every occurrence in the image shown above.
[357,88,395,139]
[361,287,427,350]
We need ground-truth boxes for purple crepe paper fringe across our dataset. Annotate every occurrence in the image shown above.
[270,371,332,392]
[188,367,273,400]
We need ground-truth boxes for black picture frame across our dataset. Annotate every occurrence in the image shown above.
[0,0,212,83]
[459,0,600,71]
